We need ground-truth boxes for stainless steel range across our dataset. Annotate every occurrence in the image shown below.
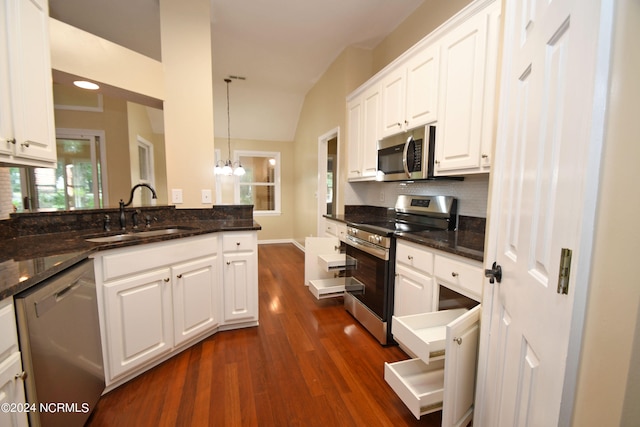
[343,195,457,345]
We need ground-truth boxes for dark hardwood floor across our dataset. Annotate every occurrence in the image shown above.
[87,243,441,426]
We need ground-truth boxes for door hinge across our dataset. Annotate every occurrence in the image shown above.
[557,248,572,295]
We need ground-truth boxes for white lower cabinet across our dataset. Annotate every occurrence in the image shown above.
[103,267,174,381]
[222,232,258,324]
[95,232,257,388]
[390,239,483,426]
[304,236,347,299]
[385,305,480,425]
[172,256,219,346]
[0,298,27,427]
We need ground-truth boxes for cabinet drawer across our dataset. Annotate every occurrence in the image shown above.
[392,308,467,363]
[0,298,18,360]
[384,358,445,419]
[101,235,218,282]
[222,232,256,252]
[434,254,483,300]
[396,241,434,275]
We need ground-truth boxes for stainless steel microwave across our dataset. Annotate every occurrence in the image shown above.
[376,125,436,181]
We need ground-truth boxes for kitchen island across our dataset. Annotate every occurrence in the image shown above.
[0,205,261,299]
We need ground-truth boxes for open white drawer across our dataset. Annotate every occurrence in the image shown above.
[308,278,345,299]
[392,308,468,363]
[384,358,446,419]
[387,306,481,424]
[318,253,347,271]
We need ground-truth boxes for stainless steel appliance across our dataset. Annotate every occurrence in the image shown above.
[377,125,435,181]
[15,259,105,427]
[344,195,457,345]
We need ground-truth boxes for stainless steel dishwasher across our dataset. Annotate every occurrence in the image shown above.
[15,259,105,427]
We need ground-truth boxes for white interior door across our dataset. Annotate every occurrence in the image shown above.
[477,0,611,426]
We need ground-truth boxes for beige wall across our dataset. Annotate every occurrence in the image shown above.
[291,1,472,245]
[292,47,372,245]
[127,102,168,205]
[215,137,294,242]
[49,19,164,102]
[372,0,473,74]
[572,0,640,424]
[53,92,131,207]
[160,0,215,208]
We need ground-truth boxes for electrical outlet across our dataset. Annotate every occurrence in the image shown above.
[171,189,183,204]
[201,189,212,204]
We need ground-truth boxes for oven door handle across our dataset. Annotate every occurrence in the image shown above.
[346,235,389,260]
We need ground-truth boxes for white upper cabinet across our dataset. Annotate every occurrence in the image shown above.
[381,44,439,138]
[347,84,380,181]
[434,1,501,175]
[347,0,501,178]
[0,0,56,166]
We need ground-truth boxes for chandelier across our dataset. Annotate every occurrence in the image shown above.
[215,78,245,176]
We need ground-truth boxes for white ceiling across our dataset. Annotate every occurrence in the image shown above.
[49,0,424,141]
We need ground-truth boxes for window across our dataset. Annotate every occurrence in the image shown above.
[235,151,280,215]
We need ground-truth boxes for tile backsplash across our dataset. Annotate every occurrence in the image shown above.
[344,174,489,218]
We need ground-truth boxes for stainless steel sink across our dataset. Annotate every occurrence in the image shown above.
[85,226,196,243]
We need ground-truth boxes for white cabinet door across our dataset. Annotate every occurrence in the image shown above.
[172,256,219,347]
[386,306,481,424]
[223,252,257,323]
[0,353,28,427]
[435,10,488,174]
[361,85,381,178]
[442,305,480,427]
[103,268,173,381]
[347,85,380,181]
[1,0,55,165]
[381,67,406,138]
[405,44,439,130]
[394,263,434,317]
[346,97,363,180]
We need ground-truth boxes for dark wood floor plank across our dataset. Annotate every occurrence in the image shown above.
[87,243,442,426]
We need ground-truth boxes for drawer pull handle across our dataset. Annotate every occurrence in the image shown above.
[453,337,462,345]
[451,272,459,277]
[163,278,170,282]
[15,371,27,381]
[177,274,183,279]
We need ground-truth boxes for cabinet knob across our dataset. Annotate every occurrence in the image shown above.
[451,272,459,277]
[163,277,170,282]
[236,242,241,246]
[21,141,29,148]
[396,122,402,127]
[435,160,440,165]
[15,371,27,381]
[482,153,489,159]
[7,138,16,145]
[226,261,231,265]
[407,255,413,260]
[176,274,183,279]
[453,337,462,345]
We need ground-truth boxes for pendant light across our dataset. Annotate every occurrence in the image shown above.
[215,78,245,176]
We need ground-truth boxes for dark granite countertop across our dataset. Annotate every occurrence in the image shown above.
[0,206,261,300]
[326,208,485,262]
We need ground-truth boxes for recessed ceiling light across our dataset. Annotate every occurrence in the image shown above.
[73,80,100,90]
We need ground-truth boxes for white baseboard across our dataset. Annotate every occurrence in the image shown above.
[258,238,305,252]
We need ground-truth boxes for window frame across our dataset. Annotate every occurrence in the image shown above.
[234,150,281,216]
